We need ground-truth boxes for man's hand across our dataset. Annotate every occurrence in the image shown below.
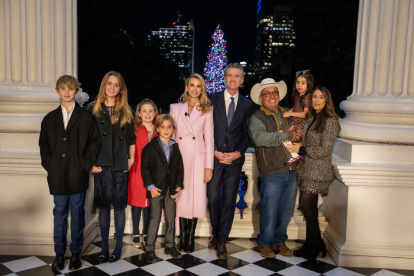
[220,151,241,164]
[285,130,301,142]
[170,187,182,202]
[214,150,226,161]
[150,188,162,198]
[91,165,102,173]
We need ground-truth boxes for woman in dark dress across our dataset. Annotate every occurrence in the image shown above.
[88,71,135,262]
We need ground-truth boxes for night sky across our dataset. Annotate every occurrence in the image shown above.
[122,0,262,73]
[78,0,359,113]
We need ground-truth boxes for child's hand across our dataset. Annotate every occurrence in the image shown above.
[283,112,291,118]
[150,188,162,198]
[170,187,182,202]
[91,165,102,173]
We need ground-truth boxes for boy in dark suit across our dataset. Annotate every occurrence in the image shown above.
[141,114,184,263]
[39,75,101,272]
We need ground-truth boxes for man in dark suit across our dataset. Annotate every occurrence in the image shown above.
[207,63,253,259]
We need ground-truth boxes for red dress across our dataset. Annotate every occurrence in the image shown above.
[128,124,157,207]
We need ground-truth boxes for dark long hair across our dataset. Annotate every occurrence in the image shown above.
[291,70,314,109]
[307,86,340,133]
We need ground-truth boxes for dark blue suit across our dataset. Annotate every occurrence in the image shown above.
[207,92,253,242]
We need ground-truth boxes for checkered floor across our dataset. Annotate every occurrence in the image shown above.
[1,236,414,276]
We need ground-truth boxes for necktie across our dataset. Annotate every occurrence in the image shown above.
[227,97,235,127]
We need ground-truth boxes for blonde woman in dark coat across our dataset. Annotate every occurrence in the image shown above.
[287,86,340,260]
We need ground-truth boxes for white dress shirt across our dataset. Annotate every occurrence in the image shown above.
[61,102,75,129]
[224,89,239,116]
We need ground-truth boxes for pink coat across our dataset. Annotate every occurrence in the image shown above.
[170,102,214,218]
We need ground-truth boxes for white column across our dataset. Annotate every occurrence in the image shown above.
[0,0,80,133]
[0,0,95,256]
[324,0,414,270]
[339,0,414,144]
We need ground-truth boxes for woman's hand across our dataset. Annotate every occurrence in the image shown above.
[204,168,213,183]
[125,158,134,172]
[91,165,102,173]
[287,142,302,153]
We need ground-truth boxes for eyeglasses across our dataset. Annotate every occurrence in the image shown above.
[296,69,310,77]
[260,91,279,97]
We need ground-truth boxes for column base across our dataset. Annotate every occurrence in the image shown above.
[324,138,414,269]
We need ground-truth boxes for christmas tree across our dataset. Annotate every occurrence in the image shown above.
[204,25,228,94]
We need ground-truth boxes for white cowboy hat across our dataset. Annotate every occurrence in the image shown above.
[250,78,287,105]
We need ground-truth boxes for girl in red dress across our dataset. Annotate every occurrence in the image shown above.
[128,99,158,248]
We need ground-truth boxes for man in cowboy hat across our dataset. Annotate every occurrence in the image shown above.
[248,78,300,259]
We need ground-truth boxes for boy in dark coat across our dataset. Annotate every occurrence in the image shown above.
[141,114,184,263]
[39,75,101,272]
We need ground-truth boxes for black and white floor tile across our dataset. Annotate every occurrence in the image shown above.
[1,236,414,276]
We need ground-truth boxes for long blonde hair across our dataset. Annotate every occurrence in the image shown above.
[178,73,212,115]
[90,71,133,127]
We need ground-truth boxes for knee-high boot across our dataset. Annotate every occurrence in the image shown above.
[177,218,188,251]
[185,218,198,253]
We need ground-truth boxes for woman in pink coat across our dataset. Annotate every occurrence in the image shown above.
[170,73,214,253]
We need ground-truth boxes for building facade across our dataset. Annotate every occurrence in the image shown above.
[255,2,295,71]
[149,21,194,75]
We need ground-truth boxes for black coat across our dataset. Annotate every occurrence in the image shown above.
[39,103,102,195]
[208,92,253,157]
[87,103,136,171]
[141,137,184,197]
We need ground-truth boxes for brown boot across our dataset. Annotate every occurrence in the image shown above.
[208,236,218,250]
[276,243,293,256]
[257,245,276,258]
[216,241,228,259]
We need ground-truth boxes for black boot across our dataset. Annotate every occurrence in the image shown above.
[177,217,188,251]
[302,238,326,259]
[293,224,313,257]
[185,218,198,253]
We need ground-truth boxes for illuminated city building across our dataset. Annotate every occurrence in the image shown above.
[256,2,295,71]
[149,17,194,75]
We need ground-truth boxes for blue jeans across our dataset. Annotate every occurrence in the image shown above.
[53,192,86,254]
[257,170,297,246]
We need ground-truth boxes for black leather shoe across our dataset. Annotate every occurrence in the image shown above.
[144,251,162,263]
[216,241,228,260]
[108,254,120,263]
[98,254,109,263]
[208,236,217,250]
[51,254,64,271]
[68,253,82,270]
[165,246,183,259]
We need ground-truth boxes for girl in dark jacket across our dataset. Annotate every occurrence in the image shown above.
[88,71,136,263]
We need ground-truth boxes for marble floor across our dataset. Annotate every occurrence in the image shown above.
[1,236,413,276]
